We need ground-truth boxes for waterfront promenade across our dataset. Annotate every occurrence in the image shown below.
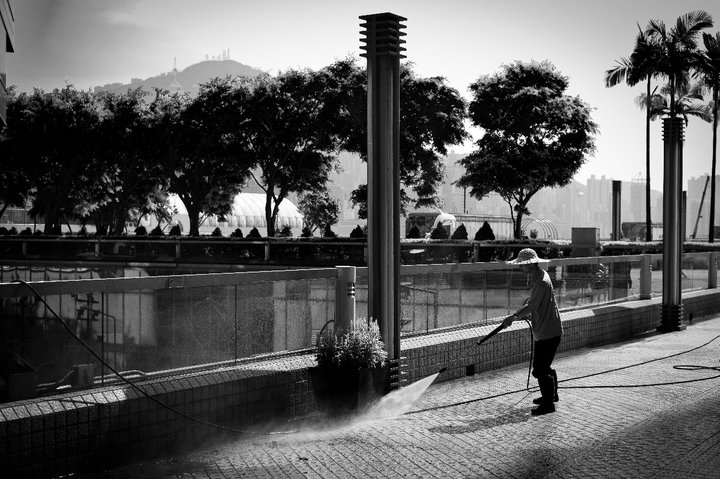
[83,315,720,478]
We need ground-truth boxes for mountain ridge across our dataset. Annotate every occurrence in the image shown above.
[93,60,266,96]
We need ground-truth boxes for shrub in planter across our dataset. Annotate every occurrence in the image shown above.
[230,228,244,238]
[301,226,313,238]
[451,223,468,240]
[406,225,421,239]
[168,224,182,236]
[430,224,449,240]
[135,226,148,236]
[475,221,495,241]
[149,225,164,237]
[211,227,223,237]
[276,225,293,237]
[350,225,365,239]
[247,227,262,238]
[312,319,389,415]
[19,227,33,236]
[322,224,337,238]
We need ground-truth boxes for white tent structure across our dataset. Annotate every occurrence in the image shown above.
[141,193,304,235]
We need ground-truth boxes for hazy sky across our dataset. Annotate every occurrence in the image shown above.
[7,0,720,189]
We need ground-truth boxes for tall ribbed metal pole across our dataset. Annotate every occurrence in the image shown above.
[659,117,685,332]
[360,13,406,361]
[611,180,621,241]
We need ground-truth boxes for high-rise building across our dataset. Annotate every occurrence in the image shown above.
[0,0,15,126]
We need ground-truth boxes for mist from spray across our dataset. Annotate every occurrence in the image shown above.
[363,371,441,419]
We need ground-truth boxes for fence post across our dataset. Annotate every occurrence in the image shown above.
[710,252,718,289]
[473,243,479,263]
[335,266,357,333]
[640,254,652,300]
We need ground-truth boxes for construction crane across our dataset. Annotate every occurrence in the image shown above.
[691,175,710,239]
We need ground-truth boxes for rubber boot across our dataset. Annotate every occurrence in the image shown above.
[533,369,559,404]
[531,374,556,416]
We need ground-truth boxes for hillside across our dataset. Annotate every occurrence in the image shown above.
[93,60,266,96]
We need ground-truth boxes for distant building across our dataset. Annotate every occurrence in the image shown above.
[1,0,15,126]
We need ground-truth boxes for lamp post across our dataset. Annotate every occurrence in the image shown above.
[360,12,406,361]
[659,117,685,332]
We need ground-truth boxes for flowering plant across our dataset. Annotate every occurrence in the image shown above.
[316,318,388,370]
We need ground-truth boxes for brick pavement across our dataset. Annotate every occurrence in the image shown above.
[84,316,720,478]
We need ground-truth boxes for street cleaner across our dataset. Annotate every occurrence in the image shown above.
[502,248,563,416]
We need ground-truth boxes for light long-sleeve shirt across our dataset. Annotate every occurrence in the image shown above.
[515,268,562,341]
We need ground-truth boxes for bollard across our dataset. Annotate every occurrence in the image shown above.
[335,266,357,333]
[640,254,652,300]
[710,252,718,289]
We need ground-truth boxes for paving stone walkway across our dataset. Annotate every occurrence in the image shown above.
[87,316,720,478]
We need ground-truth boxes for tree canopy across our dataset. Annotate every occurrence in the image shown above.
[154,77,256,236]
[456,60,598,239]
[241,69,344,237]
[323,58,469,218]
[0,86,101,233]
[297,189,340,235]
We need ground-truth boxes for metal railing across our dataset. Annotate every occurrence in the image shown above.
[0,252,717,402]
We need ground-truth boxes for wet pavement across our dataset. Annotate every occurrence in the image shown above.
[86,316,720,478]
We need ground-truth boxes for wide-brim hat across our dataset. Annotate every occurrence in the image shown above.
[507,248,550,265]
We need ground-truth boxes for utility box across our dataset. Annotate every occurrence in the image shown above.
[571,227,600,257]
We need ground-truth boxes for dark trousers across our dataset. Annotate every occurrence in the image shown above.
[532,335,561,404]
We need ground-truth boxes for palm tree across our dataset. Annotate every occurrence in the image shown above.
[637,79,711,125]
[605,25,661,241]
[645,11,714,117]
[695,32,720,242]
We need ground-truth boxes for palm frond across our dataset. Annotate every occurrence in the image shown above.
[604,58,631,87]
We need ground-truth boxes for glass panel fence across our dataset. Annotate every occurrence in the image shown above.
[0,272,335,403]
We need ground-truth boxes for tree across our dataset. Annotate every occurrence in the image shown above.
[0,88,32,219]
[636,79,711,124]
[155,77,255,236]
[323,58,469,217]
[297,189,340,235]
[242,70,344,237]
[90,88,167,234]
[456,61,598,239]
[645,11,713,118]
[0,86,101,233]
[696,32,720,241]
[605,25,663,241]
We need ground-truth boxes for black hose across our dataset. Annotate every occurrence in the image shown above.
[410,331,720,414]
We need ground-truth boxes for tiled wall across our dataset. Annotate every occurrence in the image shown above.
[1,289,718,478]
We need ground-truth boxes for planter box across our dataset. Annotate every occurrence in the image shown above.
[309,365,388,416]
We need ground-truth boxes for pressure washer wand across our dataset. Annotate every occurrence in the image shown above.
[476,322,507,346]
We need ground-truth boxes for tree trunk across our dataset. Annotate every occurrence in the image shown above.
[265,190,275,238]
[710,88,718,243]
[183,198,201,237]
[645,78,653,241]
